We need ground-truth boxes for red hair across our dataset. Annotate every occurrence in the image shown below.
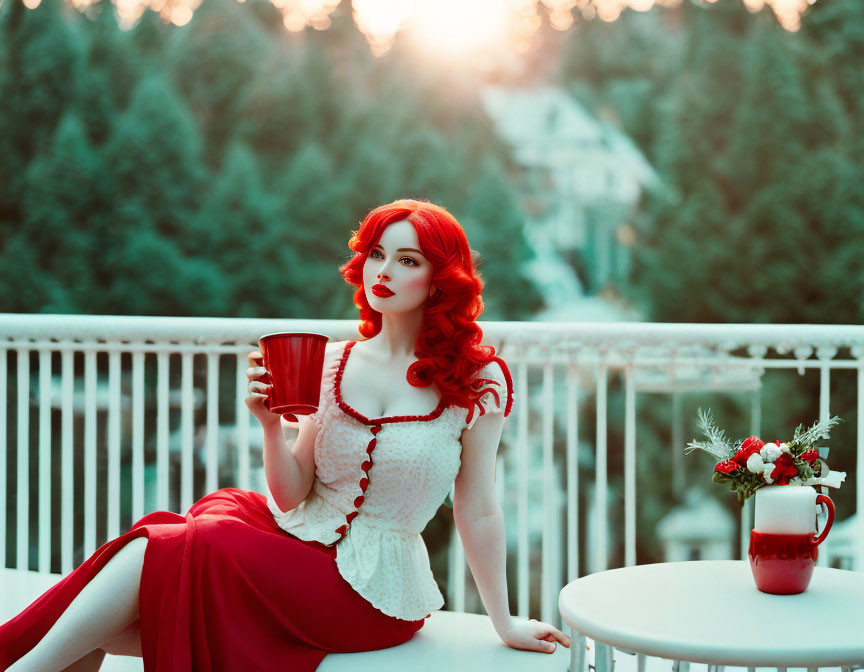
[338,199,513,423]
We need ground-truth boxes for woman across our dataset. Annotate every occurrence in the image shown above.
[1,199,569,671]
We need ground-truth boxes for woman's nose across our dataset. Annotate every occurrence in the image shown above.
[378,269,391,281]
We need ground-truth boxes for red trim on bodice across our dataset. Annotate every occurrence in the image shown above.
[326,341,514,545]
[334,340,448,425]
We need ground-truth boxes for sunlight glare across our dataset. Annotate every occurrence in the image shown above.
[44,0,820,46]
[170,3,193,24]
[596,0,623,22]
[353,0,415,54]
[276,0,340,32]
[406,0,511,56]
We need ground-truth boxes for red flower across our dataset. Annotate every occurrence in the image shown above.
[732,435,766,467]
[715,460,740,475]
[801,449,819,465]
[770,452,799,485]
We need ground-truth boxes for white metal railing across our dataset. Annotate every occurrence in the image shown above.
[2,314,863,634]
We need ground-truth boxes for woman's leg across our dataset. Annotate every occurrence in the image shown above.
[58,650,106,672]
[7,537,147,672]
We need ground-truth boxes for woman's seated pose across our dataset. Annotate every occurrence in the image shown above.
[0,199,570,671]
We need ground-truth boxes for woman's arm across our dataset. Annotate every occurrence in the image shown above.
[264,415,318,513]
[453,409,570,654]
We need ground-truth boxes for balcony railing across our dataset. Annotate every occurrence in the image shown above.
[2,314,863,632]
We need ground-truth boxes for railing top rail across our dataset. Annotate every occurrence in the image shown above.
[1,314,863,353]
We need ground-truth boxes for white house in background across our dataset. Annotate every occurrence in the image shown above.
[657,487,736,562]
[480,85,660,322]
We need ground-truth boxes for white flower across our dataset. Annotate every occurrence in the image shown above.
[779,442,791,453]
[746,453,765,474]
[760,443,782,463]
[762,463,775,484]
[804,469,847,489]
[789,476,804,486]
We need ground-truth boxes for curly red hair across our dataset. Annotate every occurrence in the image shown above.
[338,199,513,423]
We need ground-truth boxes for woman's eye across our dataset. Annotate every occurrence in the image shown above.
[400,257,418,267]
[370,249,383,259]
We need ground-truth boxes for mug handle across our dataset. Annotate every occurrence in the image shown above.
[814,494,835,546]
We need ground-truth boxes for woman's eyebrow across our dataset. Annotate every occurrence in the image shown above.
[373,244,424,255]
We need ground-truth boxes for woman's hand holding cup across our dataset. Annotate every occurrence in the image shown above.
[245,351,282,428]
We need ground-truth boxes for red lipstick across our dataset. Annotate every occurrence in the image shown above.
[371,284,395,298]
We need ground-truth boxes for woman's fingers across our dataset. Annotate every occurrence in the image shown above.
[537,624,570,648]
[246,366,268,380]
[248,380,271,394]
[548,628,570,646]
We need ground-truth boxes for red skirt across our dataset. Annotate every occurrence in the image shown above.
[0,487,425,671]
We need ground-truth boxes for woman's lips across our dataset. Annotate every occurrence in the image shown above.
[371,284,395,298]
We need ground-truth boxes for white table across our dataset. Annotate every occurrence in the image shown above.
[558,560,864,672]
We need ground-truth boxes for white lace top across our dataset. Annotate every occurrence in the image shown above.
[266,339,514,621]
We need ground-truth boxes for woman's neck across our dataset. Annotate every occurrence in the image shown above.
[364,307,425,359]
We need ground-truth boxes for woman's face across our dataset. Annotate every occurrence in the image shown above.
[363,219,434,315]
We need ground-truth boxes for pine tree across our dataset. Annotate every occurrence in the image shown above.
[192,141,303,318]
[99,74,225,316]
[273,141,355,318]
[76,0,140,145]
[104,74,206,242]
[461,158,545,320]
[0,0,83,220]
[166,0,269,163]
[18,113,106,313]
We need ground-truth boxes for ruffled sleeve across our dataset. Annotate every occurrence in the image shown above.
[464,356,514,431]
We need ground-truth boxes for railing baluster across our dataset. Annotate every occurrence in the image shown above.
[206,353,220,494]
[16,348,30,571]
[741,387,762,560]
[817,348,835,568]
[672,392,684,494]
[132,350,146,523]
[156,351,170,511]
[595,361,608,573]
[181,351,194,513]
[857,358,864,572]
[516,361,529,618]
[541,363,554,624]
[566,363,579,582]
[107,351,122,541]
[235,353,250,491]
[83,350,98,558]
[624,363,636,568]
[819,352,832,424]
[61,350,74,573]
[0,347,6,565]
[37,349,52,573]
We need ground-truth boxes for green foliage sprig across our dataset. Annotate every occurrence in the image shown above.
[686,408,844,505]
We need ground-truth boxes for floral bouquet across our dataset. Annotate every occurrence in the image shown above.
[685,409,846,504]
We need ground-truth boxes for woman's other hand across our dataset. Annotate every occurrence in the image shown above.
[498,616,571,654]
[244,351,280,428]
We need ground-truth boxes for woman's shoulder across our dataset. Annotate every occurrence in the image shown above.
[470,355,511,388]
[323,339,352,362]
[463,354,515,429]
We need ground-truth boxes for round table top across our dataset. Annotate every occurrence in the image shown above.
[558,560,864,667]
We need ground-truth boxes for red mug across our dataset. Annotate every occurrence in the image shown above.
[257,332,328,421]
[748,493,835,595]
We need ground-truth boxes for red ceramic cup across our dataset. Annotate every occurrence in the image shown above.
[748,493,835,595]
[257,332,328,422]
